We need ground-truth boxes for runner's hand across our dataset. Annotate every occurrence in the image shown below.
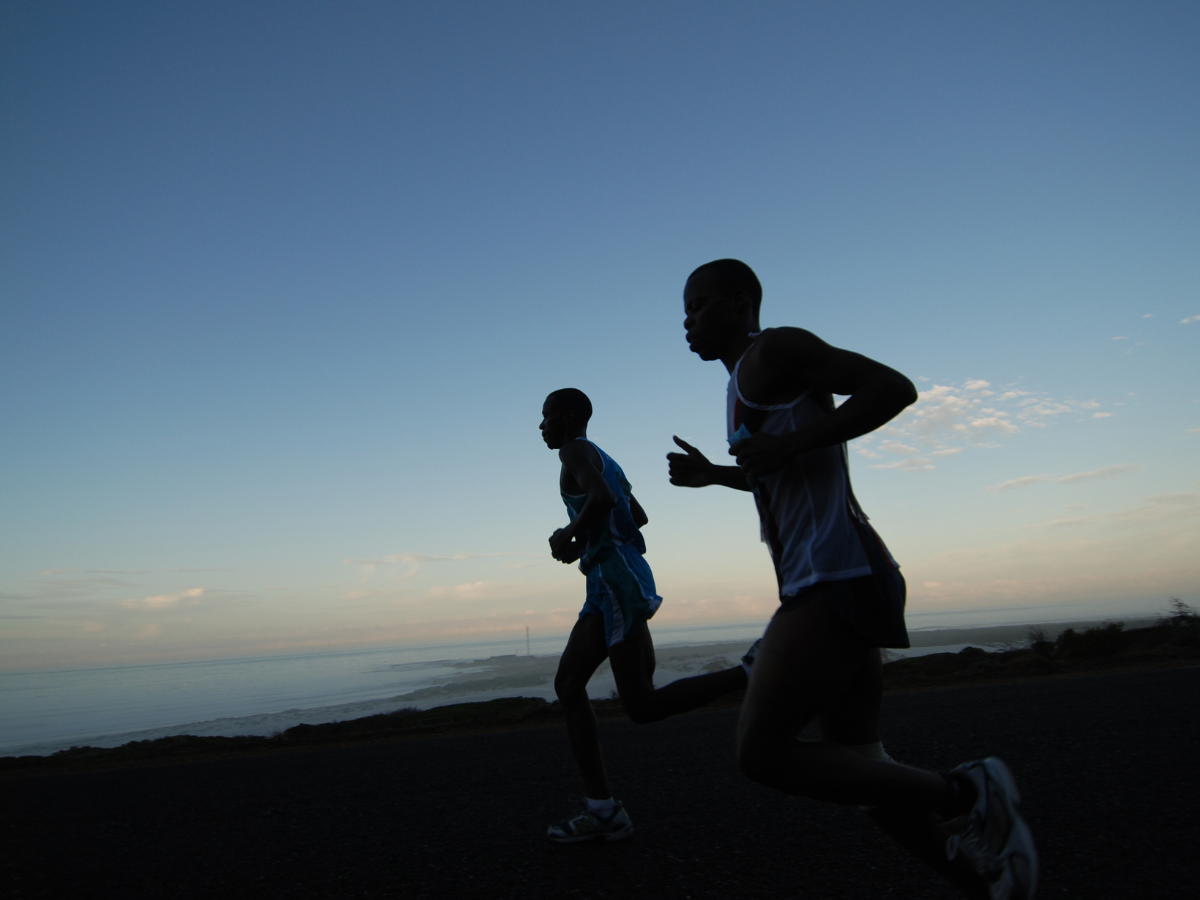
[728,431,797,479]
[667,436,716,487]
[549,528,582,563]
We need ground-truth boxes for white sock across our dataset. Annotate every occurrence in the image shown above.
[585,796,615,816]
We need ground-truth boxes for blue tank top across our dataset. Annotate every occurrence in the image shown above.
[560,439,646,571]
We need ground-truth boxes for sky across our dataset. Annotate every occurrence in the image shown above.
[2,1,1198,672]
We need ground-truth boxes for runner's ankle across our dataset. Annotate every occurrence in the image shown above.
[586,796,616,817]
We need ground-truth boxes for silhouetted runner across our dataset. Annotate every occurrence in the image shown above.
[540,388,749,843]
[667,260,1038,900]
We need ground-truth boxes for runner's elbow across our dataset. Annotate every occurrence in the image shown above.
[892,373,918,407]
[591,488,617,512]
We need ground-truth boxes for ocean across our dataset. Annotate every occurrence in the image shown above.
[0,619,1031,758]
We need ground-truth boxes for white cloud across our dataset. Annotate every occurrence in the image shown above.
[853,379,1107,471]
[344,551,512,578]
[879,441,921,456]
[423,580,552,603]
[1187,427,1200,435]
[968,415,1019,434]
[1044,516,1094,528]
[1112,335,1128,341]
[1056,464,1142,484]
[1181,315,1200,324]
[869,457,935,472]
[1092,412,1114,419]
[121,587,204,609]
[1142,313,1154,319]
[986,474,1052,493]
[1026,492,1200,530]
[1111,493,1200,527]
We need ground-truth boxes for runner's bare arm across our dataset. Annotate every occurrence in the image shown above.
[729,328,917,479]
[549,441,617,563]
[667,436,752,492]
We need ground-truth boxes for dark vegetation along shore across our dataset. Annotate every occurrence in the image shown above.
[5,604,1197,775]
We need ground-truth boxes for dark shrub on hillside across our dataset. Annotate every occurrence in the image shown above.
[1158,598,1200,628]
[1055,622,1128,659]
[1027,627,1055,657]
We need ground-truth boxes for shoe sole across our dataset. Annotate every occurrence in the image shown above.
[548,824,634,844]
[980,758,1039,900]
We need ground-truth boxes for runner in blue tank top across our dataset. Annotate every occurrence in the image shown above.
[540,388,749,843]
[667,260,1038,900]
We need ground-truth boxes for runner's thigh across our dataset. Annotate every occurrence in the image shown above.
[607,619,655,701]
[818,645,882,747]
[555,613,609,695]
[738,592,874,747]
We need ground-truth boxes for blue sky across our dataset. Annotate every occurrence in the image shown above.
[2,1,1197,670]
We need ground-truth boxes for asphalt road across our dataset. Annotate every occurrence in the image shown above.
[4,666,1197,899]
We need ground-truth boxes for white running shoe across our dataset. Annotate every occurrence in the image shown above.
[547,801,634,843]
[944,757,1039,900]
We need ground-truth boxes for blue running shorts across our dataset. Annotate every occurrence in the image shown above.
[579,545,663,646]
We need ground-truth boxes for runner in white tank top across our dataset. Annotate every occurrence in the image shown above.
[728,344,877,593]
[726,334,910,649]
[668,259,1038,900]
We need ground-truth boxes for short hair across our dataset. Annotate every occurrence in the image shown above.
[687,259,762,314]
[545,388,592,423]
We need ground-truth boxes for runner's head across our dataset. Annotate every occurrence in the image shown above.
[683,259,762,361]
[541,388,592,449]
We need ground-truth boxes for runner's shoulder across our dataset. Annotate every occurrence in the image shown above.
[753,326,820,350]
[558,439,604,471]
[745,327,829,380]
[750,327,825,357]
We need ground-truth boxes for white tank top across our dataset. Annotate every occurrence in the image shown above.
[727,348,893,595]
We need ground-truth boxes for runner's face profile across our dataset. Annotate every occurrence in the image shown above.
[540,400,570,450]
[683,276,743,361]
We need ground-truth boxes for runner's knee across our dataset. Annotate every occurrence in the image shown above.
[738,728,829,792]
[554,672,589,704]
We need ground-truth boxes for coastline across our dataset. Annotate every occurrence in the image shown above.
[5,616,1194,776]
